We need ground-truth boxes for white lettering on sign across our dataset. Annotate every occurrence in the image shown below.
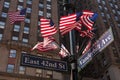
[41,60,57,68]
[25,57,40,65]
[79,53,92,66]
[101,35,111,47]
[78,27,114,70]
[58,63,66,69]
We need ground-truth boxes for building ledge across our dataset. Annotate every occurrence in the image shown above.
[0,71,57,80]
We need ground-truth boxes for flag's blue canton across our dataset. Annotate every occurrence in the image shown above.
[50,19,54,26]
[20,8,26,15]
[89,13,98,21]
[76,12,83,21]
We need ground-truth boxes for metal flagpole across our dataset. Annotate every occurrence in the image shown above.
[65,1,78,80]
[63,0,78,80]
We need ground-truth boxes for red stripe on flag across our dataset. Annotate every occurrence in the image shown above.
[31,41,58,52]
[59,44,70,58]
[40,18,57,37]
[80,15,94,30]
[59,14,77,35]
[82,41,91,54]
[8,11,25,24]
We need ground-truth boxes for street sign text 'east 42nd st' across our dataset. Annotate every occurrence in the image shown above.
[20,53,68,72]
[78,27,114,71]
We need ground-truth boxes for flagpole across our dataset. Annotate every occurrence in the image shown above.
[63,2,78,80]
[69,31,74,55]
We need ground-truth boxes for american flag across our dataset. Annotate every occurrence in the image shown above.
[40,18,57,37]
[59,44,70,58]
[43,36,55,47]
[31,40,58,52]
[75,10,96,31]
[59,12,82,35]
[75,11,98,38]
[8,8,26,24]
[82,40,91,54]
[80,14,94,30]
[80,30,95,38]
[82,10,94,15]
[74,20,82,33]
[80,11,98,30]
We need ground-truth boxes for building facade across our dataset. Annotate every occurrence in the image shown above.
[0,0,70,80]
[1,0,120,80]
[74,0,120,80]
[58,0,120,80]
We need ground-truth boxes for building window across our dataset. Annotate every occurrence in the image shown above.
[9,49,16,58]
[38,11,43,16]
[47,0,51,2]
[102,1,105,5]
[118,23,120,28]
[39,3,44,8]
[17,5,23,10]
[21,51,27,53]
[36,69,42,77]
[7,64,14,73]
[115,16,118,21]
[26,7,32,13]
[22,38,28,43]
[101,12,105,17]
[4,2,10,8]
[115,5,118,9]
[117,11,120,15]
[98,5,102,10]
[106,14,110,18]
[46,70,52,78]
[13,25,20,32]
[0,34,3,40]
[25,18,30,23]
[0,21,5,29]
[26,0,32,4]
[112,10,116,14]
[104,7,108,11]
[113,0,116,2]
[1,12,7,18]
[97,0,100,3]
[110,3,113,7]
[19,66,25,74]
[38,21,40,26]
[18,0,24,2]
[23,27,29,34]
[12,36,18,41]
[46,4,51,10]
[46,13,51,18]
[103,19,107,22]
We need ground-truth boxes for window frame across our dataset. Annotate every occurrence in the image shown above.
[12,36,19,41]
[0,21,5,29]
[22,38,28,43]
[13,25,20,32]
[9,49,17,58]
[19,66,25,74]
[0,33,3,40]
[7,64,15,73]
[1,12,7,18]
[4,2,10,8]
